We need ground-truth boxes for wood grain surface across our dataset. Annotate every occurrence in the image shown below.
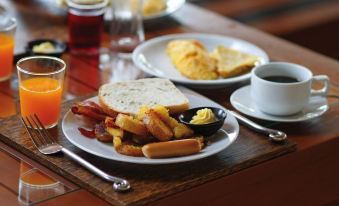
[0,97,296,206]
[0,1,338,205]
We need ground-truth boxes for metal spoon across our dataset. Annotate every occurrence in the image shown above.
[229,110,287,142]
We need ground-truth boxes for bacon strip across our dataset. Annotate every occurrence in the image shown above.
[71,102,107,121]
[78,128,95,138]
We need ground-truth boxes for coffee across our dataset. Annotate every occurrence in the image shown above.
[263,75,298,83]
[251,62,329,115]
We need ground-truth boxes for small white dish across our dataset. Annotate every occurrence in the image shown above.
[132,33,269,89]
[62,87,239,164]
[230,85,329,122]
[105,0,186,21]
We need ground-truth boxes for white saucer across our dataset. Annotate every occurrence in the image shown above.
[230,85,329,122]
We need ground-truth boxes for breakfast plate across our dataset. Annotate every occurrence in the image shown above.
[230,85,329,122]
[104,0,186,21]
[132,33,269,89]
[62,87,239,164]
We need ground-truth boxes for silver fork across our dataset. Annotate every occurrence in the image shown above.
[21,114,131,192]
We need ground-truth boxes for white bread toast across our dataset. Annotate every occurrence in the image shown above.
[98,78,189,116]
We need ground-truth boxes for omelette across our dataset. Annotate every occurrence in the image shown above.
[210,46,258,78]
[166,40,218,80]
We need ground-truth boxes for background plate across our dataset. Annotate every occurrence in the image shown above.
[133,33,269,88]
[105,0,186,21]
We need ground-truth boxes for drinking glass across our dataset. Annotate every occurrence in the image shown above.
[67,0,108,55]
[17,56,66,128]
[0,14,16,81]
[18,161,65,205]
[110,0,144,57]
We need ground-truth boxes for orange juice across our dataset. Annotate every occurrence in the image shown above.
[20,161,58,186]
[0,34,14,80]
[0,93,16,118]
[19,77,62,127]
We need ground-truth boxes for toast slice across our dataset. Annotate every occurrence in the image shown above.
[98,78,189,115]
[210,46,258,78]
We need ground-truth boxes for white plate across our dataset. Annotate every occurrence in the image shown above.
[132,33,269,89]
[104,0,186,21]
[230,85,329,122]
[62,87,239,164]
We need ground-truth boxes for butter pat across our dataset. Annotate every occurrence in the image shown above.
[190,108,216,124]
[32,42,56,54]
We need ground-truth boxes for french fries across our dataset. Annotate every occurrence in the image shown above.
[72,102,205,158]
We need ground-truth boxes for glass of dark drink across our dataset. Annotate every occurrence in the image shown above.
[67,0,108,55]
[110,0,144,58]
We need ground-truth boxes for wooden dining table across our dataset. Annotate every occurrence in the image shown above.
[1,0,339,205]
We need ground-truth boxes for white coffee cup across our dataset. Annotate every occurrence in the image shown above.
[251,62,329,116]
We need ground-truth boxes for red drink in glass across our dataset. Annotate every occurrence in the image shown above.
[67,0,107,55]
[68,13,103,53]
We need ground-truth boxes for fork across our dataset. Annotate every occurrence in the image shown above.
[21,114,131,192]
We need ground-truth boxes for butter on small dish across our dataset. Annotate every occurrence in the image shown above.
[179,107,227,136]
[190,108,216,124]
[27,39,66,57]
[32,42,56,54]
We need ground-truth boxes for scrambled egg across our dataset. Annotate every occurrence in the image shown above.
[166,40,218,80]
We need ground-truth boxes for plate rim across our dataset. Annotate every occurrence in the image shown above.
[230,85,329,122]
[104,0,186,21]
[143,0,186,20]
[132,33,269,86]
[61,87,239,164]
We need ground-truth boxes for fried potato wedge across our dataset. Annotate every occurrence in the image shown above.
[113,137,144,157]
[152,105,179,129]
[173,124,194,139]
[143,110,173,141]
[152,105,193,138]
[106,127,124,139]
[137,105,194,139]
[115,114,148,137]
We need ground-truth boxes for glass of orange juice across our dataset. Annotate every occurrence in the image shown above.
[17,56,66,128]
[18,161,65,205]
[0,16,16,81]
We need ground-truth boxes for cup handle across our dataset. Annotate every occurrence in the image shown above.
[311,75,330,96]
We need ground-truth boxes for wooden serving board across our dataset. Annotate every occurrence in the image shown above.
[0,96,296,206]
